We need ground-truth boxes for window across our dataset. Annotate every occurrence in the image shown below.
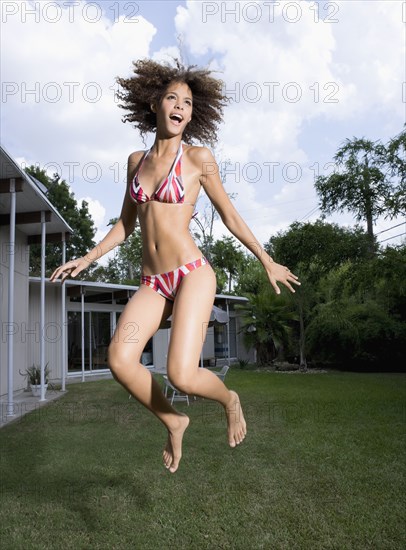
[214,317,236,360]
[67,311,111,372]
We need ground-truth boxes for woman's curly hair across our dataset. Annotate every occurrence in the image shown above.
[115,58,229,147]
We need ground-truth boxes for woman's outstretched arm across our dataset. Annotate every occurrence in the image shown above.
[198,147,301,294]
[50,152,140,282]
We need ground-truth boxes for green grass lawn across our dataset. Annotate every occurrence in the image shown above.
[1,371,405,549]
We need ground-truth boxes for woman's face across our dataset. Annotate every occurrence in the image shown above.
[154,81,193,137]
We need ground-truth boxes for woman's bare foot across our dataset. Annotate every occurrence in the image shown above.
[225,390,247,447]
[163,413,190,473]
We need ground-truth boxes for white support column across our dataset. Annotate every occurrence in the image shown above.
[6,179,16,418]
[235,315,239,359]
[111,310,117,336]
[61,233,67,391]
[88,312,92,372]
[39,211,46,402]
[81,288,85,382]
[226,300,230,365]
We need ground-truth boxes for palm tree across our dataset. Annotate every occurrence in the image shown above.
[314,129,405,256]
[236,290,297,366]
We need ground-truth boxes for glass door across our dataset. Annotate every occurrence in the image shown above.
[67,311,112,373]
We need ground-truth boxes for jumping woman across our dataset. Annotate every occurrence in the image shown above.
[50,59,300,473]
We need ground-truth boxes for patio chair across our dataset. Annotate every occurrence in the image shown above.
[162,375,190,406]
[209,364,230,381]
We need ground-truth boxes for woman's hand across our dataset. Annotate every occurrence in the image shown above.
[49,257,91,283]
[264,260,301,295]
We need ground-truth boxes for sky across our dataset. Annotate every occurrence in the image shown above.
[1,0,405,263]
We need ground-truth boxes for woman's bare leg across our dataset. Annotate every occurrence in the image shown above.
[168,264,247,447]
[108,285,189,473]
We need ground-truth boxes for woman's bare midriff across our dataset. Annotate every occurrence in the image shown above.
[137,201,203,275]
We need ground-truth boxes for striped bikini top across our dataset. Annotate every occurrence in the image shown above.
[130,141,189,205]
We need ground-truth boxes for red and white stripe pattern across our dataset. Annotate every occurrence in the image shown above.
[130,142,185,204]
[141,257,208,301]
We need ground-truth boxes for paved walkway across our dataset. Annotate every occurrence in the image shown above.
[0,388,67,429]
[0,372,114,429]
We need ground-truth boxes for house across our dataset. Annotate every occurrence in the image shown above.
[28,279,252,380]
[0,143,73,417]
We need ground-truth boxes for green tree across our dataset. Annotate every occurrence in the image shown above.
[190,154,238,280]
[300,244,406,371]
[317,245,406,320]
[211,236,245,293]
[26,167,96,276]
[236,289,297,365]
[267,221,372,277]
[384,126,406,215]
[314,129,405,254]
[306,299,406,371]
[190,201,217,261]
[88,218,143,285]
[267,221,372,369]
[234,254,269,296]
[88,262,121,284]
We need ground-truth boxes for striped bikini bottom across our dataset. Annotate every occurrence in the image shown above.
[140,257,209,301]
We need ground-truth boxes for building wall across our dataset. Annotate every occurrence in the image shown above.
[202,326,215,363]
[152,325,215,370]
[152,328,169,371]
[26,282,256,383]
[235,314,256,363]
[28,282,63,381]
[0,227,30,396]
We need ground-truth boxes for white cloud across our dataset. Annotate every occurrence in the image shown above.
[2,0,403,258]
[152,46,182,64]
[2,0,156,182]
[77,196,106,229]
[332,1,404,118]
[174,0,403,244]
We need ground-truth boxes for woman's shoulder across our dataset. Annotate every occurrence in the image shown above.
[183,143,215,164]
[128,149,145,164]
[127,150,146,177]
[184,145,219,180]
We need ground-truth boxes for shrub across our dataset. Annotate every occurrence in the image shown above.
[24,364,50,385]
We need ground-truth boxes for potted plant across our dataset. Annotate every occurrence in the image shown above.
[25,364,50,396]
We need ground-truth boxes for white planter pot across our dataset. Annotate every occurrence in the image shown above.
[30,383,48,397]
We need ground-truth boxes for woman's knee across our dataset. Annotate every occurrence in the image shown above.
[167,365,197,395]
[107,343,121,373]
[107,341,139,374]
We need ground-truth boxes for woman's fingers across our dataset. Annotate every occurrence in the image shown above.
[268,267,301,294]
[60,268,72,283]
[50,260,82,282]
[70,264,82,278]
[50,266,64,282]
[282,280,296,293]
[269,278,281,295]
[282,271,302,292]
[287,274,301,285]
[50,265,66,281]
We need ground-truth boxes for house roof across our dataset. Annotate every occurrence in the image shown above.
[0,144,74,241]
[29,277,249,303]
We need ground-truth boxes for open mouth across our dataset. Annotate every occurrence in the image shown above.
[169,113,183,125]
